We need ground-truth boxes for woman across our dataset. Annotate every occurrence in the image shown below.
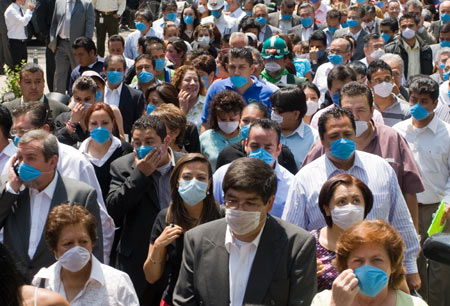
[152,104,188,152]
[179,5,200,43]
[191,24,217,58]
[78,103,133,199]
[32,204,139,305]
[311,219,428,306]
[143,153,221,306]
[314,174,374,292]
[300,81,321,125]
[171,65,206,131]
[166,39,187,70]
[197,0,210,18]
[200,90,245,171]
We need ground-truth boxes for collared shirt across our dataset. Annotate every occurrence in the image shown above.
[228,7,246,23]
[402,38,420,79]
[155,148,176,209]
[281,122,318,169]
[32,255,139,305]
[0,141,17,174]
[393,116,450,204]
[313,62,334,102]
[278,13,293,34]
[4,2,33,40]
[374,95,411,127]
[200,130,243,172]
[225,222,265,306]
[79,136,122,168]
[213,162,294,217]
[124,29,163,60]
[201,13,237,36]
[104,82,123,107]
[20,95,45,105]
[350,28,362,41]
[201,76,275,123]
[153,16,180,37]
[59,0,75,39]
[359,57,368,67]
[314,3,328,25]
[258,25,267,42]
[301,25,314,42]
[92,0,126,16]
[282,150,420,273]
[323,28,334,48]
[437,80,450,124]
[28,172,59,258]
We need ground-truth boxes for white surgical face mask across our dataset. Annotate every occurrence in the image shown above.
[355,120,369,137]
[364,20,375,28]
[370,49,385,60]
[57,246,91,272]
[331,204,364,230]
[305,100,319,116]
[225,208,261,235]
[197,36,210,47]
[218,121,239,134]
[197,4,206,13]
[296,53,310,60]
[373,81,393,98]
[401,28,415,40]
[271,111,284,124]
[264,61,282,72]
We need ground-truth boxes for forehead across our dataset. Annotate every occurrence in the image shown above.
[341,94,370,107]
[225,188,262,201]
[368,38,384,45]
[21,71,44,80]
[229,58,250,66]
[18,139,43,154]
[248,126,278,143]
[14,113,34,127]
[136,58,153,67]
[133,127,161,140]
[371,68,391,78]
[109,40,124,47]
[74,89,95,97]
[400,18,415,25]
[409,91,432,100]
[333,184,363,197]
[300,7,313,14]
[325,116,353,131]
[180,161,209,174]
[330,39,347,49]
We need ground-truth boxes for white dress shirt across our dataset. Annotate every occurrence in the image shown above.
[104,83,123,107]
[79,136,122,167]
[0,141,17,174]
[313,62,335,102]
[92,0,126,16]
[278,14,293,34]
[301,25,314,42]
[225,222,265,306]
[4,2,33,40]
[153,16,180,37]
[32,255,139,306]
[437,80,450,124]
[228,7,246,23]
[59,0,75,39]
[393,116,450,204]
[281,150,420,274]
[201,13,237,36]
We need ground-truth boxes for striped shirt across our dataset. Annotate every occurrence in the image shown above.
[282,150,420,274]
[374,95,411,127]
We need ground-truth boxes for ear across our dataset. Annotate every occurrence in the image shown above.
[48,154,58,169]
[42,124,51,132]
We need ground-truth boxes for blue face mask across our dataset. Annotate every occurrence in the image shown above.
[301,17,313,28]
[318,50,323,58]
[330,138,356,160]
[341,22,349,28]
[328,54,343,66]
[135,22,147,32]
[184,15,194,24]
[381,33,391,44]
[201,76,208,88]
[410,103,429,120]
[166,12,177,21]
[146,104,157,114]
[178,179,208,206]
[136,145,153,159]
[107,71,123,85]
[310,0,319,3]
[18,162,42,182]
[155,58,165,71]
[256,16,267,26]
[282,14,292,21]
[347,19,359,28]
[13,136,20,147]
[95,90,102,102]
[357,0,366,4]
[444,71,449,81]
[328,27,338,35]
[245,11,252,16]
[230,75,248,88]
[224,2,229,11]
[442,13,450,23]
[90,126,111,144]
[354,265,389,298]
[211,10,221,18]
[332,93,341,106]
[240,124,250,139]
[440,63,446,70]
[248,147,274,165]
[441,40,450,48]
[138,71,154,83]
[375,1,384,8]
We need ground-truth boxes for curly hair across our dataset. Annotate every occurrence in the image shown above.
[208,90,245,131]
[171,65,205,96]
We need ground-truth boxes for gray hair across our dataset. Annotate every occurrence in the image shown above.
[405,0,422,11]
[19,130,59,161]
[248,46,263,65]
[19,63,44,80]
[299,3,315,13]
[380,53,404,76]
[229,32,249,45]
[434,47,450,63]
[253,3,267,14]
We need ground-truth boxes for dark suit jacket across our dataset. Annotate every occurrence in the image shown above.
[268,12,301,29]
[173,216,317,306]
[262,24,281,42]
[429,20,440,44]
[3,95,70,121]
[106,151,184,299]
[0,174,103,282]
[334,28,368,61]
[117,84,145,135]
[35,0,55,40]
[288,23,326,40]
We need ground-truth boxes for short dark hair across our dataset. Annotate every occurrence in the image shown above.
[244,102,269,118]
[440,22,450,34]
[299,81,320,99]
[367,59,392,82]
[327,9,341,20]
[363,33,381,47]
[12,101,53,131]
[348,61,367,77]
[270,86,307,120]
[108,34,125,47]
[318,107,356,139]
[299,3,314,13]
[131,115,167,141]
[223,157,278,204]
[229,47,253,66]
[240,17,260,33]
[348,6,365,18]
[72,76,97,95]
[169,39,188,55]
[327,65,357,91]
[380,17,399,32]
[340,81,373,108]
[191,54,216,75]
[208,90,246,130]
[399,12,418,25]
[0,105,12,139]
[135,53,155,68]
[318,174,373,227]
[408,76,439,101]
[19,63,44,80]
[249,118,281,145]
[363,3,376,15]
[161,0,177,13]
[104,54,127,71]
[309,30,327,47]
[72,37,97,54]
[135,8,154,22]
[145,82,179,107]
[281,0,295,9]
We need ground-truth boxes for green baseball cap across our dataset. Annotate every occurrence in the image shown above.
[261,36,290,59]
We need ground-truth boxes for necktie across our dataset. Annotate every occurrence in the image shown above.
[20,7,28,39]
[64,1,74,38]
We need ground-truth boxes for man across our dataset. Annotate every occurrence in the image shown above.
[213,119,294,217]
[433,23,450,57]
[282,107,421,290]
[225,0,246,23]
[201,47,275,128]
[380,17,399,44]
[124,8,162,61]
[303,81,424,232]
[289,3,325,41]
[380,53,409,101]
[362,3,380,34]
[108,34,134,74]
[253,3,280,42]
[428,0,450,43]
[387,0,401,20]
[0,130,103,281]
[49,0,95,94]
[3,63,70,120]
[107,115,184,302]
[0,105,15,173]
[393,76,450,304]
[323,9,341,48]
[260,36,305,87]
[268,0,300,33]
[153,0,180,37]
[103,54,145,135]
[92,0,126,57]
[4,0,35,70]
[0,0,13,73]
[130,54,159,95]
[385,12,433,80]
[146,39,173,83]
[69,37,104,96]
[404,0,436,45]
[360,33,385,67]
[311,0,328,25]
[437,57,450,124]
[201,0,237,37]
[229,32,248,48]
[334,6,368,61]
[309,30,329,76]
[431,47,450,85]
[173,157,317,306]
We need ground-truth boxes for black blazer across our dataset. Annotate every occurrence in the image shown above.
[334,28,368,61]
[118,84,145,135]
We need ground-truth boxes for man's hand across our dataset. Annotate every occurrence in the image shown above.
[309,46,320,62]
[8,155,22,193]
[135,147,161,176]
[406,273,421,291]
[28,1,35,11]
[441,203,450,225]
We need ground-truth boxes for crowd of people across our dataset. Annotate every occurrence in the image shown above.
[1,0,450,305]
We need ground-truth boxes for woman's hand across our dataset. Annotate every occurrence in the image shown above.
[330,269,359,306]
[69,103,86,124]
[317,259,326,276]
[154,224,183,249]
[178,89,194,114]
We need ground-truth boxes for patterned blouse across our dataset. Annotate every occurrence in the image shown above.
[312,229,339,292]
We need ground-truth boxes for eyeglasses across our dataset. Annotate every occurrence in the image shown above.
[10,129,32,137]
[225,199,262,211]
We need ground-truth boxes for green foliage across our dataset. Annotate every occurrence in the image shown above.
[1,60,25,100]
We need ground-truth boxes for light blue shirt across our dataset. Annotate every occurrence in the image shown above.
[200,129,243,172]
[124,28,163,60]
[282,150,420,274]
[213,161,294,217]
[281,122,318,170]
